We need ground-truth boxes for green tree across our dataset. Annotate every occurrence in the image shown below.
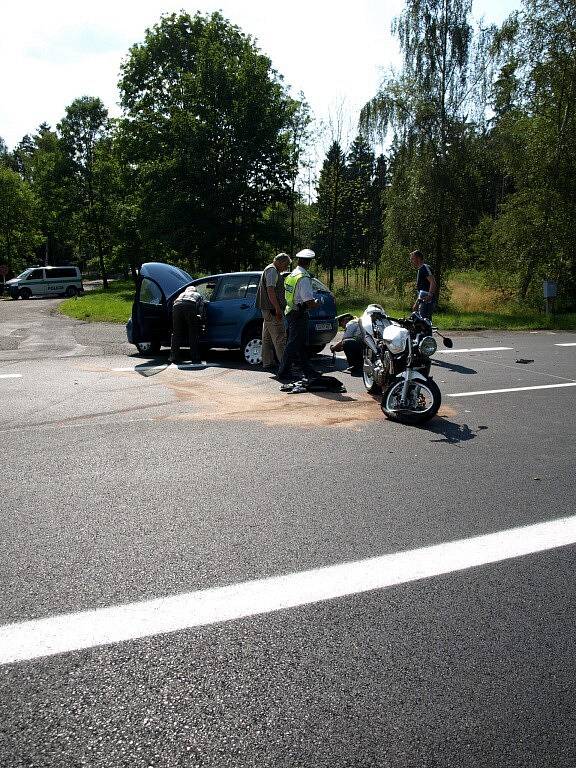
[287,95,313,255]
[0,166,42,273]
[314,141,347,289]
[370,154,388,289]
[117,11,295,273]
[27,124,77,266]
[58,97,112,286]
[361,0,494,298]
[485,0,576,306]
[342,135,375,288]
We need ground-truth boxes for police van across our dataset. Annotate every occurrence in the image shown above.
[6,266,84,299]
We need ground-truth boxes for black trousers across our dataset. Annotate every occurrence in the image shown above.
[170,302,202,362]
[342,338,363,369]
[278,309,315,377]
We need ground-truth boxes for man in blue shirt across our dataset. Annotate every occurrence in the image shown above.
[410,250,437,320]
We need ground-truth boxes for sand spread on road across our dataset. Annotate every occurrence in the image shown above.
[157,368,456,428]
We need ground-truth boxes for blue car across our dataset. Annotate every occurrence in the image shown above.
[126,262,338,364]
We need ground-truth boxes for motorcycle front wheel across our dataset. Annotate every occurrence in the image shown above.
[362,350,382,394]
[381,377,441,424]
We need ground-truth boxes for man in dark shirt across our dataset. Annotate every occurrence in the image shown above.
[410,249,437,320]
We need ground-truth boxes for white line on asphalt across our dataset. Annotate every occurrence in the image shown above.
[0,374,22,379]
[2,514,576,665]
[448,382,576,397]
[440,347,513,354]
[112,363,218,372]
[555,343,576,347]
[112,366,167,372]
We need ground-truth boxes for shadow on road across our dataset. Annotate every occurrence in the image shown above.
[432,359,477,375]
[421,416,482,444]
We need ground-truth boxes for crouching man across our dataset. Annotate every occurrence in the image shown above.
[330,314,363,373]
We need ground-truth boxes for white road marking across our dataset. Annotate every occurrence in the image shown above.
[440,347,513,354]
[0,374,22,379]
[2,514,576,665]
[112,363,216,372]
[448,382,576,397]
[555,343,576,347]
[112,366,167,372]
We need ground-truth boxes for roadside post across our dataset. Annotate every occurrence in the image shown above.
[543,280,557,316]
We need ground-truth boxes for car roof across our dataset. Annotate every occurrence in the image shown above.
[193,272,262,281]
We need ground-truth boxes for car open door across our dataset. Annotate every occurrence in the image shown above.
[131,275,168,348]
[130,263,194,350]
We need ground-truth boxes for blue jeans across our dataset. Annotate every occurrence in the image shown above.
[418,298,435,320]
[278,310,315,377]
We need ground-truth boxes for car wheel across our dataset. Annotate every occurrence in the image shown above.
[20,288,32,300]
[65,285,78,298]
[242,332,263,365]
[136,341,161,356]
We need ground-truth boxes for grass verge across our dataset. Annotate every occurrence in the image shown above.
[58,278,576,331]
[59,281,135,323]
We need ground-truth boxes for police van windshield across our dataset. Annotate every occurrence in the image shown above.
[15,269,32,280]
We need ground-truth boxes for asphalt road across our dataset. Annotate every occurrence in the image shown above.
[1,297,575,767]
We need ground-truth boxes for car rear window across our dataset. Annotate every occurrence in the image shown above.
[311,278,330,292]
[140,278,163,305]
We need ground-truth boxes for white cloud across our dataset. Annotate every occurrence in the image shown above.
[1,0,521,148]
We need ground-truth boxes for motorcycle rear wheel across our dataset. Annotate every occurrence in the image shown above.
[381,377,441,424]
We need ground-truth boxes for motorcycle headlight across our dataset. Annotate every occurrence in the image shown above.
[419,336,437,357]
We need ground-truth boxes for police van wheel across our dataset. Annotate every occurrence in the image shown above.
[19,288,32,300]
[65,286,78,297]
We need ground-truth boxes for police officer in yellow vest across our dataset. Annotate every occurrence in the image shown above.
[277,248,321,381]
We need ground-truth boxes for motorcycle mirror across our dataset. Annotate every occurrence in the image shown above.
[443,337,453,348]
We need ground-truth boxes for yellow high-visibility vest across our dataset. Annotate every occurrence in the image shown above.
[284,269,310,314]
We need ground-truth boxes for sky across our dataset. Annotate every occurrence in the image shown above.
[1,0,522,152]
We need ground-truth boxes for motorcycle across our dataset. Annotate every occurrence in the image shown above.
[359,303,453,424]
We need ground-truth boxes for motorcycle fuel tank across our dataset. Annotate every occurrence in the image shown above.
[382,324,409,354]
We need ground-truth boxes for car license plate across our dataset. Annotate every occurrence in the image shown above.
[315,322,332,331]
